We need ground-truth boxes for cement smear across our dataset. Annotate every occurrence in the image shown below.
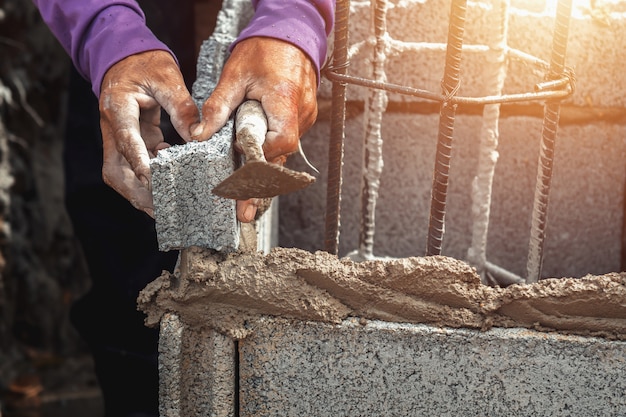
[138,247,626,340]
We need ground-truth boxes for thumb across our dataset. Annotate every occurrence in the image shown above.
[158,90,201,142]
[191,84,246,141]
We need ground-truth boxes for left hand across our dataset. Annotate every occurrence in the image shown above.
[190,37,319,222]
[99,50,200,217]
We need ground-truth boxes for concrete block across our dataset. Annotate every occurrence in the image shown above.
[150,137,238,252]
[239,318,626,417]
[158,313,236,417]
[307,0,626,276]
[191,0,253,111]
[144,247,625,416]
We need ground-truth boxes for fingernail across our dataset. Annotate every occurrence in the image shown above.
[243,205,257,222]
[191,123,203,139]
[140,175,151,190]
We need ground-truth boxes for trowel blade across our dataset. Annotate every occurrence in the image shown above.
[212,160,315,200]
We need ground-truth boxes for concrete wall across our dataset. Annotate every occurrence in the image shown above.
[238,318,626,417]
[158,313,626,417]
[279,0,626,279]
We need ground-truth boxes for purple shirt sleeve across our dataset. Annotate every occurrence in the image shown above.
[32,0,335,97]
[233,0,335,84]
[32,0,174,98]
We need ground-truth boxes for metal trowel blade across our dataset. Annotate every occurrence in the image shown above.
[212,160,315,200]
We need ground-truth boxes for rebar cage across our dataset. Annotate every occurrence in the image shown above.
[322,0,576,285]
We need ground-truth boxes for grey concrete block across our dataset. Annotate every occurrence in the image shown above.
[151,30,238,252]
[159,313,236,417]
[159,313,184,417]
[192,0,252,111]
[192,37,232,111]
[239,318,626,417]
[150,135,238,252]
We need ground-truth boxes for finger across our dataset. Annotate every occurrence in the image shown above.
[105,172,155,218]
[160,95,200,142]
[155,83,201,143]
[123,51,201,142]
[138,104,165,152]
[99,97,153,189]
[154,142,171,152]
[236,199,259,223]
[149,141,171,158]
[260,96,303,160]
[191,85,246,141]
[101,140,155,217]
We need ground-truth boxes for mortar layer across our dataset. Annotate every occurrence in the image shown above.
[138,247,626,340]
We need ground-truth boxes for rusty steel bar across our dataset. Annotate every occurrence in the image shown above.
[426,0,467,256]
[324,70,573,105]
[324,0,351,255]
[526,0,573,283]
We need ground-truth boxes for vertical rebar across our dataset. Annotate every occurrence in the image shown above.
[426,0,467,256]
[324,0,351,255]
[466,0,509,283]
[358,0,389,259]
[526,0,573,283]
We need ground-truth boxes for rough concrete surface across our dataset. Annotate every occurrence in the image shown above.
[138,247,626,341]
[238,319,626,417]
[151,138,238,252]
[158,313,235,417]
[286,114,626,277]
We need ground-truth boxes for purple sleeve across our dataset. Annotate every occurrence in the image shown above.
[232,0,336,83]
[32,0,335,97]
[32,0,174,98]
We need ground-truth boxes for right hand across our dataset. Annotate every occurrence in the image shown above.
[189,37,320,222]
[98,50,200,217]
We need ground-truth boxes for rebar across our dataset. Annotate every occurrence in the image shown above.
[324,0,351,255]
[322,0,575,275]
[426,0,467,256]
[526,0,573,283]
[324,49,573,105]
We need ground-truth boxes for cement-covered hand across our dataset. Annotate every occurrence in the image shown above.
[99,50,200,218]
[32,0,334,222]
[190,37,320,222]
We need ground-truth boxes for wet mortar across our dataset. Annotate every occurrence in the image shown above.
[139,247,626,342]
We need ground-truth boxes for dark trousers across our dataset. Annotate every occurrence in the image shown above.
[64,1,196,415]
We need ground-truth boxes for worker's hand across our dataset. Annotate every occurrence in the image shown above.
[190,37,319,223]
[99,50,200,217]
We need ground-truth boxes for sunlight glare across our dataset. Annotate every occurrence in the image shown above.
[545,0,591,17]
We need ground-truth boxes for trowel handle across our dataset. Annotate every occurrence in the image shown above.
[235,100,268,163]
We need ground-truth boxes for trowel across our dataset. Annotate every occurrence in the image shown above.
[211,100,316,200]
